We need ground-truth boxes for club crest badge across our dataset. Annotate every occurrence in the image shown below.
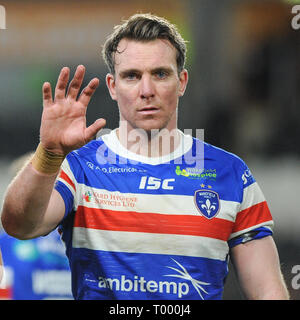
[194,189,220,219]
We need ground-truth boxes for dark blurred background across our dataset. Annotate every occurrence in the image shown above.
[0,0,299,299]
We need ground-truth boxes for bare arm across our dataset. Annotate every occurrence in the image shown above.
[1,163,65,239]
[1,65,106,239]
[231,236,289,300]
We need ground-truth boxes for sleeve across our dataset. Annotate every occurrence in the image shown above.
[228,163,274,249]
[54,156,77,219]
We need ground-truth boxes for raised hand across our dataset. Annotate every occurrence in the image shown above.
[40,65,106,155]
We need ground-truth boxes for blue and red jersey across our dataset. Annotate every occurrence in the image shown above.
[55,129,273,300]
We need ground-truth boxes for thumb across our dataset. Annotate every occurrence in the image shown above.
[84,118,106,142]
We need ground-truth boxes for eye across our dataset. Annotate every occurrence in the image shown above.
[126,72,139,80]
[155,69,169,79]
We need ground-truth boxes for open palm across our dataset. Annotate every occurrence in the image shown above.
[40,65,106,155]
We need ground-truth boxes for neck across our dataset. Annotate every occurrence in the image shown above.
[116,127,181,158]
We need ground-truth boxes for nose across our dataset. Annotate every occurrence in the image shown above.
[140,75,155,100]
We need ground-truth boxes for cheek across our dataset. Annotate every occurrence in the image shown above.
[116,89,132,108]
[116,89,137,117]
[116,83,138,103]
[160,84,180,105]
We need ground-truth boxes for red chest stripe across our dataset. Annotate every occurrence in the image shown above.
[74,206,234,241]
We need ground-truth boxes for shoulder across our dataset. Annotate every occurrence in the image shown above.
[55,140,104,183]
[193,139,256,188]
[69,139,104,159]
[64,139,104,166]
[200,140,249,171]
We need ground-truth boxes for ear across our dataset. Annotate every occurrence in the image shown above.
[178,69,188,97]
[106,73,117,101]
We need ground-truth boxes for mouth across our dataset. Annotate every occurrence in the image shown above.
[138,106,160,115]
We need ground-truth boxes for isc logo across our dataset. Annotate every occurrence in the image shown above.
[0,5,6,30]
[139,176,175,190]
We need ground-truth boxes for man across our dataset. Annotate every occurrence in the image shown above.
[1,13,289,300]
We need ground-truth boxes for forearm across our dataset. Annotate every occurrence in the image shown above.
[1,161,58,239]
[232,237,290,300]
[241,269,289,300]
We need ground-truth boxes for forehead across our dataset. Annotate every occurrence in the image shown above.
[114,38,177,72]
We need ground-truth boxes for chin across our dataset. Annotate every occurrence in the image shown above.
[135,119,171,133]
[137,125,166,134]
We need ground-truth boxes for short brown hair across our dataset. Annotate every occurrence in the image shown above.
[102,13,187,74]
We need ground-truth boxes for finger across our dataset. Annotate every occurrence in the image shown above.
[67,65,86,100]
[78,78,100,106]
[54,67,70,100]
[42,82,53,107]
[84,118,106,142]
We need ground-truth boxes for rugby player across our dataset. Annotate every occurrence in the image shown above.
[1,13,289,300]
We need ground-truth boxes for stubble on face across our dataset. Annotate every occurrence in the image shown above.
[107,38,188,156]
[112,39,185,131]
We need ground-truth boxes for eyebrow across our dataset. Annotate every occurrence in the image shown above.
[119,66,175,78]
[151,67,174,75]
[119,69,141,78]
